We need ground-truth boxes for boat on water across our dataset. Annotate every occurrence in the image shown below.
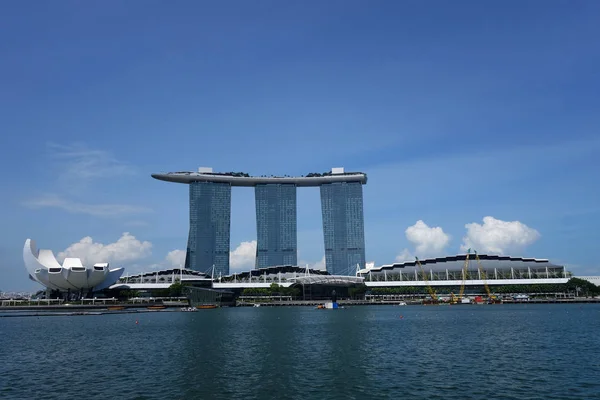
[107,306,126,311]
[180,307,197,312]
[196,304,218,309]
[147,305,167,310]
[316,302,343,309]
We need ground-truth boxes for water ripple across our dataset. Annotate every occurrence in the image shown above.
[1,304,599,399]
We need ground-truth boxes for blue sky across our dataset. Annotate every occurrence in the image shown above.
[1,1,599,291]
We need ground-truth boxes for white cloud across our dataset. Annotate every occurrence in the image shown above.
[307,256,326,271]
[24,194,152,217]
[23,143,147,218]
[230,240,257,272]
[126,249,185,274]
[156,241,260,274]
[395,249,414,262]
[48,142,136,181]
[156,245,343,275]
[396,220,450,260]
[407,220,451,254]
[165,249,186,267]
[461,216,541,254]
[57,232,152,266]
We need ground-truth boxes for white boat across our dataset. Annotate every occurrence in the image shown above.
[180,307,197,312]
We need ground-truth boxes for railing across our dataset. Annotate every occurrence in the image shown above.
[1,298,65,306]
[238,295,293,302]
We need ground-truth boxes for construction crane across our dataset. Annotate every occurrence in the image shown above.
[458,249,471,302]
[415,257,438,304]
[449,292,458,304]
[474,251,501,304]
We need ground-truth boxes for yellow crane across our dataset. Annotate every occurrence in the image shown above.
[415,257,438,304]
[449,292,458,304]
[474,251,501,303]
[458,249,471,302]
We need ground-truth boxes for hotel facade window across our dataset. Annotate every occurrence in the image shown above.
[320,182,366,276]
[255,184,297,268]
[186,181,231,276]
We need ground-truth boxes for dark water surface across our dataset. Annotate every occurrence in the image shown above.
[1,304,600,399]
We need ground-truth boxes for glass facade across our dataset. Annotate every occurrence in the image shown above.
[183,286,236,307]
[320,182,366,276]
[185,182,231,277]
[255,184,297,268]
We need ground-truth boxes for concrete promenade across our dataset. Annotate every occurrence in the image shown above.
[1,297,598,313]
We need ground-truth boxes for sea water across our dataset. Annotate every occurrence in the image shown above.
[1,304,599,399]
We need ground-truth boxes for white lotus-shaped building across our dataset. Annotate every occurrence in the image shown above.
[23,239,124,292]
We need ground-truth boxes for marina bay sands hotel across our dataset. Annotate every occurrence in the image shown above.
[152,167,367,277]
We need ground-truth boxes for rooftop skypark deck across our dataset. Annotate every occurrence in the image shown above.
[151,167,367,186]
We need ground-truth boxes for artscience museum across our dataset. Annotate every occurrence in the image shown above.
[23,239,124,295]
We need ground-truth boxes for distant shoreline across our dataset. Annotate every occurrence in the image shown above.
[1,297,599,314]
